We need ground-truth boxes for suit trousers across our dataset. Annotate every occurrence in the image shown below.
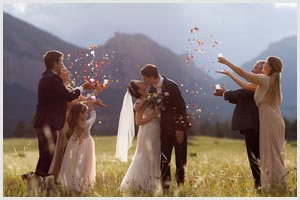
[161,126,187,189]
[240,129,261,188]
[35,126,58,176]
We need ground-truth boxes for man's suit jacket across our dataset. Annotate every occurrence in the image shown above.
[224,89,259,132]
[34,69,81,130]
[150,76,188,132]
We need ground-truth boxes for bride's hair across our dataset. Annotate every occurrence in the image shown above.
[128,80,142,99]
[66,103,88,139]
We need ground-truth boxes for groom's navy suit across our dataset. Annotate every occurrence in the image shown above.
[224,88,260,188]
[34,69,80,176]
[150,76,189,188]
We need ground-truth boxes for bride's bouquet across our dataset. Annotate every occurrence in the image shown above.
[145,93,165,111]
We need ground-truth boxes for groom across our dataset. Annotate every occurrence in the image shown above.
[140,64,189,190]
[214,60,265,188]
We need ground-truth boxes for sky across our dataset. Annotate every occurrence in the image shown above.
[2,2,297,79]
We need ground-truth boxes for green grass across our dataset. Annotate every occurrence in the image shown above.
[3,136,297,197]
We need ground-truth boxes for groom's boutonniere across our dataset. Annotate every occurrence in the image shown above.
[145,93,165,111]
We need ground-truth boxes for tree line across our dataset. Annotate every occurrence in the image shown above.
[10,118,296,141]
[188,117,297,141]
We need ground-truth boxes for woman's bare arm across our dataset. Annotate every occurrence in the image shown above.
[216,70,257,91]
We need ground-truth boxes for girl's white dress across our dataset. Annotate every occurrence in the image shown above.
[57,110,96,192]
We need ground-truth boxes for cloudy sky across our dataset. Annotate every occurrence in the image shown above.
[3,1,297,78]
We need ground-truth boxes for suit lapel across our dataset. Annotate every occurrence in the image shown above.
[161,76,168,94]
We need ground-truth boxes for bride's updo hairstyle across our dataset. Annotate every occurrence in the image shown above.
[128,80,142,99]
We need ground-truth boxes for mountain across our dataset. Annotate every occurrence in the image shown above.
[216,36,297,119]
[3,13,218,136]
[3,13,296,137]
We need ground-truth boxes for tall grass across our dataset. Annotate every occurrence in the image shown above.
[3,136,297,197]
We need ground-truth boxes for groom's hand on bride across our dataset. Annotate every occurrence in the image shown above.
[175,130,184,144]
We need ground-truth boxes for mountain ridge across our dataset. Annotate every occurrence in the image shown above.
[3,13,296,136]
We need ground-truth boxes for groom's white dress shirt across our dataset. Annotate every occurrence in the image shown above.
[153,75,164,94]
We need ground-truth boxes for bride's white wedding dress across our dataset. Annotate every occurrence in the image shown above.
[120,106,162,195]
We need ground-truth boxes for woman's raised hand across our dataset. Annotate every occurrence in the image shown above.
[95,80,109,91]
[216,69,231,76]
[217,54,231,65]
[93,99,107,108]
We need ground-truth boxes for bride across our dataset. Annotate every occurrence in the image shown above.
[116,80,162,195]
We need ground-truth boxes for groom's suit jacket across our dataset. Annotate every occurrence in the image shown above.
[34,69,81,131]
[224,89,259,132]
[150,76,189,133]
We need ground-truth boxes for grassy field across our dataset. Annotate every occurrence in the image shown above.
[3,136,297,197]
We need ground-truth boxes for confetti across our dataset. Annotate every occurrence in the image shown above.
[88,44,98,50]
[190,27,200,33]
[197,39,204,45]
[91,50,95,57]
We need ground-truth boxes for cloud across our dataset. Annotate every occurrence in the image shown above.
[274,3,297,8]
[12,3,28,14]
[3,3,297,78]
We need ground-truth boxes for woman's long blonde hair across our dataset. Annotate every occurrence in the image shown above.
[264,56,283,105]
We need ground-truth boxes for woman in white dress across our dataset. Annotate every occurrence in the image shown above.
[117,80,162,195]
[57,102,97,194]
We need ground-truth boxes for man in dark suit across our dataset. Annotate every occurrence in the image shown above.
[214,60,265,188]
[140,64,189,190]
[34,50,95,176]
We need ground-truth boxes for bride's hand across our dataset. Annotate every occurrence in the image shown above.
[134,101,143,112]
[216,69,231,76]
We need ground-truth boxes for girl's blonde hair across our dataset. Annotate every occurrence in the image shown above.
[264,56,283,105]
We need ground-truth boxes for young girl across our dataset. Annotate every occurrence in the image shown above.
[49,67,107,181]
[57,102,97,194]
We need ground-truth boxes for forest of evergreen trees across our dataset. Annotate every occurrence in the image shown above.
[10,118,297,141]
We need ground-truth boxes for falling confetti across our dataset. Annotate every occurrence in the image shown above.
[190,27,200,33]
[91,50,95,57]
[197,39,204,45]
[63,45,121,89]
